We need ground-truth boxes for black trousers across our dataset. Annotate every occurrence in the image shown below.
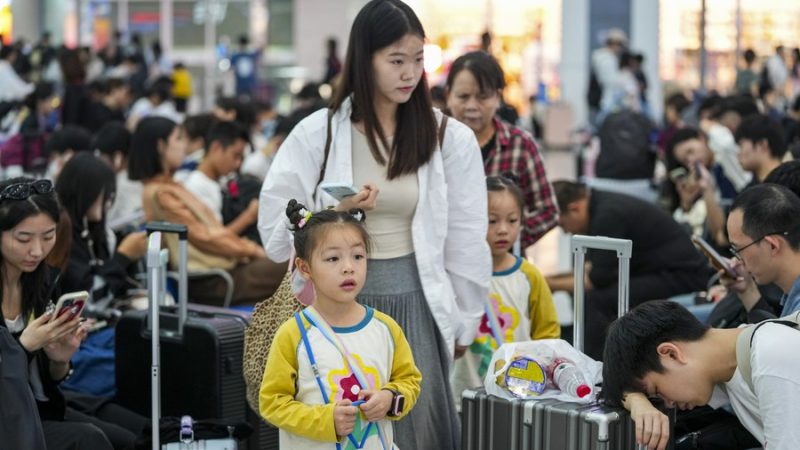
[43,404,145,450]
[583,269,709,361]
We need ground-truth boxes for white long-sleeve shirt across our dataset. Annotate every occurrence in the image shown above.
[257,100,491,350]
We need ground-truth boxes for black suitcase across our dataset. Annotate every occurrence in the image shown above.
[115,222,279,449]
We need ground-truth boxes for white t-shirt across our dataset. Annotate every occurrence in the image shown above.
[709,323,800,449]
[107,169,144,227]
[183,170,223,222]
[705,123,751,191]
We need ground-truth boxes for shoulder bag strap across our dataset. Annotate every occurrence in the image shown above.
[438,114,449,149]
[312,109,334,202]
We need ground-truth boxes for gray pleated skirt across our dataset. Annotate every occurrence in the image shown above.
[358,253,460,450]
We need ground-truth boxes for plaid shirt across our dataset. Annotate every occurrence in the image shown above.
[484,117,558,248]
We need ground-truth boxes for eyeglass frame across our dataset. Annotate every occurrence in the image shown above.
[0,180,54,202]
[729,231,790,260]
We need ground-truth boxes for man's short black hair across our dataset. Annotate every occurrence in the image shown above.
[732,183,800,250]
[45,125,92,157]
[182,113,216,142]
[215,96,238,112]
[713,95,759,121]
[602,300,709,406]
[764,161,800,199]
[734,114,787,160]
[206,120,250,151]
[91,122,131,158]
[665,93,690,115]
[552,180,588,212]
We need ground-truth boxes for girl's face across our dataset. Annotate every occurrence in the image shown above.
[297,225,368,307]
[160,126,188,172]
[446,69,501,136]
[371,33,425,110]
[1,213,57,275]
[487,190,522,258]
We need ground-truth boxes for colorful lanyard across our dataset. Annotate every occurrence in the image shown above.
[484,300,505,348]
[295,309,389,450]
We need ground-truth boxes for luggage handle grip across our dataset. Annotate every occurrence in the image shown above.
[572,235,632,352]
[145,222,188,336]
[146,222,188,240]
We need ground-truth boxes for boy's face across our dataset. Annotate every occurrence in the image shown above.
[212,138,246,176]
[639,343,715,411]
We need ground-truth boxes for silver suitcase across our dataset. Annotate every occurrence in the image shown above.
[461,235,674,450]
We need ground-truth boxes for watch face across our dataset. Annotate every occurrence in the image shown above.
[393,394,405,415]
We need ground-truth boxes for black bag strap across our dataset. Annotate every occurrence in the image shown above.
[438,114,448,149]
[312,110,447,201]
[313,109,334,201]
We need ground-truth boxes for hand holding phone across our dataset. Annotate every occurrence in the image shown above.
[50,291,89,323]
[691,236,737,278]
[320,182,360,201]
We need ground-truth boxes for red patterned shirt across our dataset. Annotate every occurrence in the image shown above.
[484,117,558,248]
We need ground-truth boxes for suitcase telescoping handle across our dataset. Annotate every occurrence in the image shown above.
[146,222,188,335]
[571,235,632,352]
[146,231,167,450]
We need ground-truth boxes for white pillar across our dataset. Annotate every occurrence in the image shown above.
[293,0,367,82]
[559,0,590,127]
[631,0,662,123]
[11,0,42,43]
[160,0,173,55]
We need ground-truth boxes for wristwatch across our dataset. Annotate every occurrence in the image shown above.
[382,388,405,417]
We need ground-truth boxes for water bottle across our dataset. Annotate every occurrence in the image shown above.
[552,359,591,398]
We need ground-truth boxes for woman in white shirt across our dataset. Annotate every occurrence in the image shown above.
[258,1,490,448]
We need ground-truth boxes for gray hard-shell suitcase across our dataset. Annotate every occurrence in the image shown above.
[461,235,674,450]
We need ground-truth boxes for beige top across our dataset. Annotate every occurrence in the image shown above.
[351,126,418,259]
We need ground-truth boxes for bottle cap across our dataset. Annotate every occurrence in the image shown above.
[576,384,591,398]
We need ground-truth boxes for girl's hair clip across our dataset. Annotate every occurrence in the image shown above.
[297,209,313,229]
[349,208,366,223]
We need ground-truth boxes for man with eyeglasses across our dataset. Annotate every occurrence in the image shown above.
[724,183,800,318]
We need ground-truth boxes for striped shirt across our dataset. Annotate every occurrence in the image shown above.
[483,117,559,248]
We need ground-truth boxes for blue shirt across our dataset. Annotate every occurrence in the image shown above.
[780,275,800,316]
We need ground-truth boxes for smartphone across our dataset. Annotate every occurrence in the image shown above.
[669,167,689,183]
[692,236,737,278]
[319,182,359,201]
[693,161,703,181]
[50,291,89,322]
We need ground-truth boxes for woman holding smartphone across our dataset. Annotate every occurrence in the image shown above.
[258,1,490,448]
[0,178,140,449]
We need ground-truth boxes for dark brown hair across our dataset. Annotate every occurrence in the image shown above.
[285,199,370,261]
[330,0,436,180]
[487,173,523,214]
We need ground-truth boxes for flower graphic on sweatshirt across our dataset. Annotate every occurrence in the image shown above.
[328,353,381,403]
[475,293,519,349]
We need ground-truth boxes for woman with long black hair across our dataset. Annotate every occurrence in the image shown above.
[259,1,491,448]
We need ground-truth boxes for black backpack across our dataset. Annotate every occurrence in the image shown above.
[221,174,263,244]
[595,110,656,180]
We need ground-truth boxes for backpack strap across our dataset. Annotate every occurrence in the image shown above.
[735,311,800,392]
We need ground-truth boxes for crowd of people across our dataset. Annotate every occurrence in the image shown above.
[1,0,800,449]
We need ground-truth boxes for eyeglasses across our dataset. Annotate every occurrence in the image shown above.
[729,231,789,260]
[0,180,54,202]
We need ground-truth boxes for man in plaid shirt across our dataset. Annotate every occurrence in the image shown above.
[483,117,559,249]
